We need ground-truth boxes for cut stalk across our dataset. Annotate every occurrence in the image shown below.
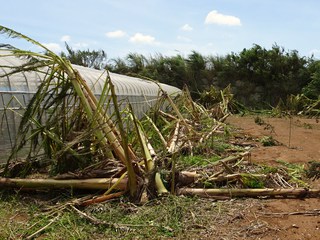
[155,172,168,196]
[167,121,180,154]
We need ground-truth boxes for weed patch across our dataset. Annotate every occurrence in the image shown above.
[260,136,278,146]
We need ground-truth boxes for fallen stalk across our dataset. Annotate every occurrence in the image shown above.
[0,177,128,190]
[176,172,267,186]
[210,152,250,166]
[144,114,167,148]
[261,209,320,217]
[199,122,223,143]
[177,188,320,198]
[207,173,266,183]
[80,191,126,206]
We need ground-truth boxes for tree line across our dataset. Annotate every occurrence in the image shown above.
[61,43,320,108]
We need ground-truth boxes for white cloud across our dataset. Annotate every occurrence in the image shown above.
[181,24,193,31]
[205,10,241,26]
[105,30,126,38]
[129,33,156,44]
[60,35,71,42]
[42,43,62,52]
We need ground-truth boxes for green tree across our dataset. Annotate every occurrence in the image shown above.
[159,54,188,87]
[99,45,314,108]
[302,60,320,99]
[211,44,310,107]
[126,53,147,73]
[186,51,207,96]
[61,43,106,70]
[109,57,129,74]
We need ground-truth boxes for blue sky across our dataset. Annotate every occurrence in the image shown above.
[1,0,320,61]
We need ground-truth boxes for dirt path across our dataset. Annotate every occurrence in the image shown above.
[224,115,320,239]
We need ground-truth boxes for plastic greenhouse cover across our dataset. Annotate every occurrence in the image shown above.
[0,51,181,97]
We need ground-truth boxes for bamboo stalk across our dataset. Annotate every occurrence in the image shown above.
[103,72,136,160]
[129,104,154,172]
[80,191,125,206]
[164,93,189,131]
[199,122,223,143]
[108,78,138,197]
[171,153,177,194]
[78,69,137,163]
[184,86,200,120]
[177,188,320,198]
[207,173,266,182]
[103,171,128,195]
[81,75,126,161]
[219,113,230,123]
[0,178,128,190]
[66,69,117,159]
[144,115,167,148]
[159,110,179,121]
[210,152,250,166]
[167,121,180,154]
[177,171,200,187]
[176,172,266,187]
[66,67,130,164]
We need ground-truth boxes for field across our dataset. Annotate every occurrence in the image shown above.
[1,115,320,239]
[225,115,320,240]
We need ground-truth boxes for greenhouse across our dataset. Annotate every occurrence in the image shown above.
[0,51,180,157]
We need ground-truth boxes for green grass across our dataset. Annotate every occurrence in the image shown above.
[241,174,265,188]
[260,136,277,146]
[178,155,220,168]
[0,192,93,240]
[275,160,308,187]
[0,192,234,239]
[260,165,278,174]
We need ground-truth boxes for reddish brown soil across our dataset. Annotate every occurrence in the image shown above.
[227,115,320,165]
[224,115,320,239]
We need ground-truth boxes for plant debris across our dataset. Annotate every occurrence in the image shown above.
[0,25,319,208]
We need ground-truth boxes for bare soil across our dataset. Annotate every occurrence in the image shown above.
[223,115,320,240]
